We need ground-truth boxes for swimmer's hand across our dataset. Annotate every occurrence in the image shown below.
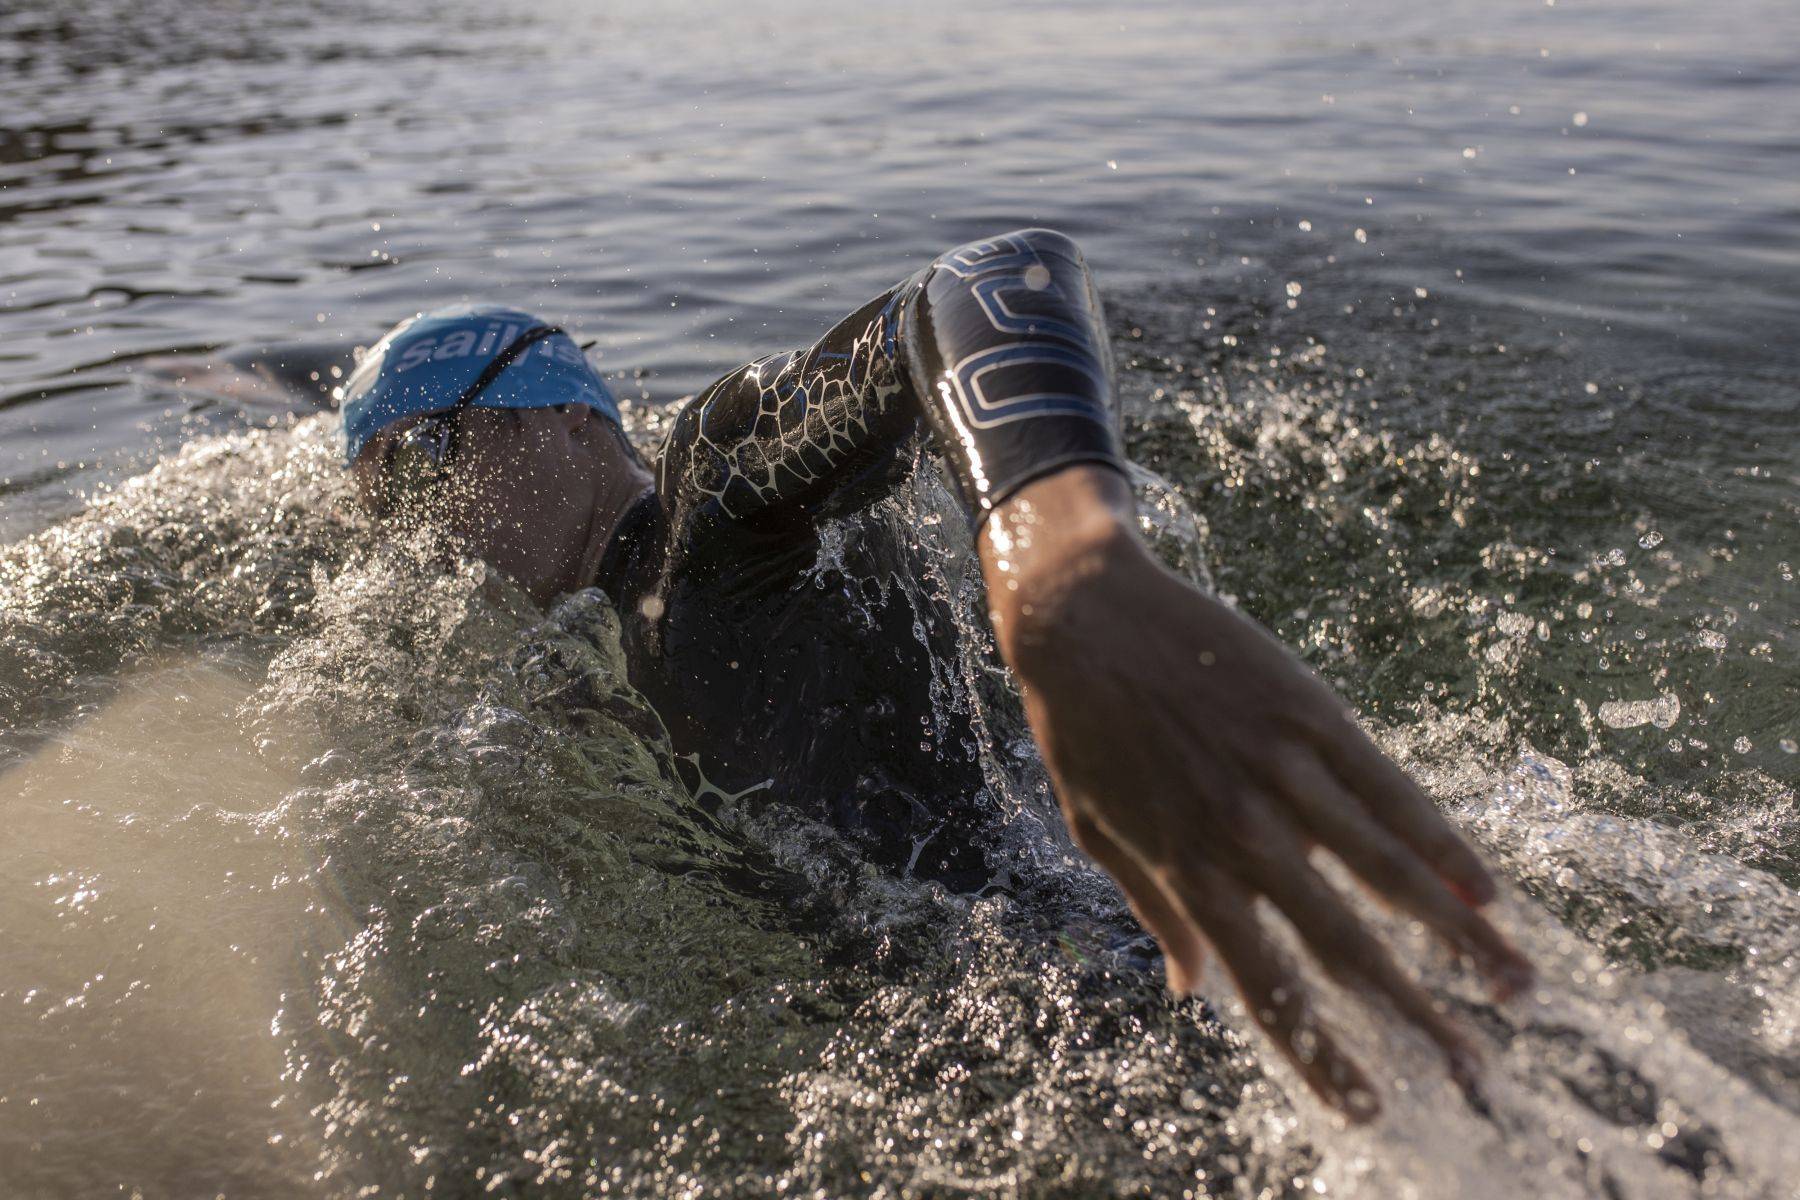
[978,464,1533,1122]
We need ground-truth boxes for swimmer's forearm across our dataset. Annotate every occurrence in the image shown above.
[896,229,1125,527]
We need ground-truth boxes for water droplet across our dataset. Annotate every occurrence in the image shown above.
[1639,530,1663,549]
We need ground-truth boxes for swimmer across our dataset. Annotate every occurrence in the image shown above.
[301,228,1529,1118]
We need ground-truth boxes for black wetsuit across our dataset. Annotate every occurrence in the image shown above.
[595,228,1126,888]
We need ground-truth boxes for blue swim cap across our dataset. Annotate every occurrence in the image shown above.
[339,303,620,466]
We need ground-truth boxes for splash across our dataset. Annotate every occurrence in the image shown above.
[3,323,1795,1200]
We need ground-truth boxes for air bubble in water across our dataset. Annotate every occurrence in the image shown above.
[1597,693,1680,730]
[1495,611,1534,637]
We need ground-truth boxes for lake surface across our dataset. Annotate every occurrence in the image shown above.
[2,1,1796,1196]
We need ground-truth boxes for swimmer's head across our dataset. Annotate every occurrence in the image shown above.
[339,303,620,467]
[341,305,652,604]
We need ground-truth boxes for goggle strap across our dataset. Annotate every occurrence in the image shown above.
[452,323,567,413]
[378,323,569,512]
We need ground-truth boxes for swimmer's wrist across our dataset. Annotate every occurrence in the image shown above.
[978,464,1140,666]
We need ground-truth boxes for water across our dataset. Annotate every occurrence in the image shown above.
[2,0,1796,1195]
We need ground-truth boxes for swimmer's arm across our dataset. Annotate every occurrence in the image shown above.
[142,345,355,406]
[654,284,923,543]
[656,228,1127,542]
[978,463,1535,1121]
[140,356,300,407]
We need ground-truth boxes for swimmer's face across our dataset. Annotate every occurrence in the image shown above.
[353,404,648,606]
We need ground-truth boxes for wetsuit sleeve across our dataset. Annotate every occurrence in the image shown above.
[655,227,1125,550]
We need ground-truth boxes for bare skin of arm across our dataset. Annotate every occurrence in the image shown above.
[978,463,1534,1122]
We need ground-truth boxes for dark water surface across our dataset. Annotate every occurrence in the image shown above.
[2,1,1797,1197]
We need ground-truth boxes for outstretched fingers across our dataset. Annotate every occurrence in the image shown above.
[1158,860,1381,1121]
[1247,835,1480,1085]
[1313,714,1499,908]
[1268,749,1534,1000]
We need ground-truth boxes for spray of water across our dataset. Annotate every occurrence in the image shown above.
[4,299,1796,1196]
